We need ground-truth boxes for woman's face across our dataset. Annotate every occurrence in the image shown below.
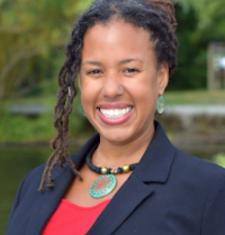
[79,20,168,145]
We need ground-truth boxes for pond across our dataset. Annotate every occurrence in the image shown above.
[0,143,223,234]
[0,144,77,234]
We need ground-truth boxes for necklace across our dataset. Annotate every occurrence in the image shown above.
[86,151,139,199]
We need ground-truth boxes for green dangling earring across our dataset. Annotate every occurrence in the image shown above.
[156,95,165,114]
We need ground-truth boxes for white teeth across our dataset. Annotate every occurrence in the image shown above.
[100,107,131,119]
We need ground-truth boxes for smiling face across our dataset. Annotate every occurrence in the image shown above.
[79,19,168,146]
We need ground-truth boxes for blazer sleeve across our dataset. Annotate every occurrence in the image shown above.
[9,174,29,214]
[201,173,225,235]
[5,170,34,234]
[6,178,26,234]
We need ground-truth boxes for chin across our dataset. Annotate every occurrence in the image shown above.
[98,127,138,145]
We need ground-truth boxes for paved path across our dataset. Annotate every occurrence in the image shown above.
[166,105,225,116]
[8,104,49,117]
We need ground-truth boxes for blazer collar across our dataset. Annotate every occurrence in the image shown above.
[133,121,176,183]
[86,121,176,235]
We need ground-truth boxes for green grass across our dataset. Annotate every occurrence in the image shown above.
[0,95,56,107]
[165,90,225,105]
[0,112,55,143]
[0,95,89,143]
[214,153,225,168]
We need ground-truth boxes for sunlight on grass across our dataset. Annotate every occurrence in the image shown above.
[214,153,225,168]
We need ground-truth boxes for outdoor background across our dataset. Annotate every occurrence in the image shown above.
[1,0,225,233]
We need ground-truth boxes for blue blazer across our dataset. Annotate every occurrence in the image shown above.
[6,122,225,235]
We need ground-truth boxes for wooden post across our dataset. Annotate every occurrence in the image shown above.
[207,44,214,90]
[207,42,225,90]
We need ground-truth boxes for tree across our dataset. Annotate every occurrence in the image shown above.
[0,0,92,98]
[170,0,225,90]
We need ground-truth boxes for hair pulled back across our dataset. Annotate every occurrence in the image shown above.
[39,0,177,191]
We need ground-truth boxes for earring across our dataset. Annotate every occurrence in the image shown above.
[156,95,165,114]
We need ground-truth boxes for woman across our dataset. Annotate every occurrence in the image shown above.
[6,0,225,234]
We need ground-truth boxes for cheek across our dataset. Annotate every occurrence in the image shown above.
[130,77,158,102]
[80,88,92,108]
[80,81,99,110]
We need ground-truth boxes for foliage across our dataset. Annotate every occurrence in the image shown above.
[169,3,203,90]
[170,0,225,90]
[0,95,91,143]
[0,0,92,98]
[0,112,54,142]
[165,90,225,105]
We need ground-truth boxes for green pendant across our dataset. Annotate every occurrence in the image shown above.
[89,174,117,199]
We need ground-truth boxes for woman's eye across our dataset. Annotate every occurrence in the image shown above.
[123,68,140,75]
[87,69,102,76]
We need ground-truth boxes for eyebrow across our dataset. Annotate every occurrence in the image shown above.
[82,58,143,66]
[119,58,143,64]
[82,61,102,66]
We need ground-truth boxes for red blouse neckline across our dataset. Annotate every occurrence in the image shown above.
[42,197,111,235]
[61,198,111,210]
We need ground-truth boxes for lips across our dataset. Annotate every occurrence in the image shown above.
[97,104,133,125]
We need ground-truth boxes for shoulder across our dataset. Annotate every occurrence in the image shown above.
[11,162,69,207]
[11,164,45,208]
[25,164,45,181]
[154,121,225,186]
[20,164,45,190]
[7,163,70,220]
[173,149,225,182]
[17,162,70,197]
[13,133,98,199]
[171,148,225,206]
[6,164,45,229]
[173,151,225,234]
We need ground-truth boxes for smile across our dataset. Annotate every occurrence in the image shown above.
[99,107,132,119]
[97,105,133,125]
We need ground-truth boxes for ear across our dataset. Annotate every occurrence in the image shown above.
[157,64,169,95]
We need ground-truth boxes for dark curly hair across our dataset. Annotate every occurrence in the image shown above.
[39,0,177,192]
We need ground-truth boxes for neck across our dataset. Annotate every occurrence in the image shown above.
[93,123,155,168]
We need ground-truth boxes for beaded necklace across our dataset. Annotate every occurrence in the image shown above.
[86,150,139,199]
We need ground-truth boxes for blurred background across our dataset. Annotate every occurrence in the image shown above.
[0,0,225,233]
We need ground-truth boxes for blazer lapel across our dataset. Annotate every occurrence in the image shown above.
[26,134,100,234]
[26,167,75,234]
[87,174,154,235]
[88,122,176,235]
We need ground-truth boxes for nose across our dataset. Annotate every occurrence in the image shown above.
[101,73,124,99]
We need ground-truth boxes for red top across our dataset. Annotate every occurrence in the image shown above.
[42,199,110,235]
